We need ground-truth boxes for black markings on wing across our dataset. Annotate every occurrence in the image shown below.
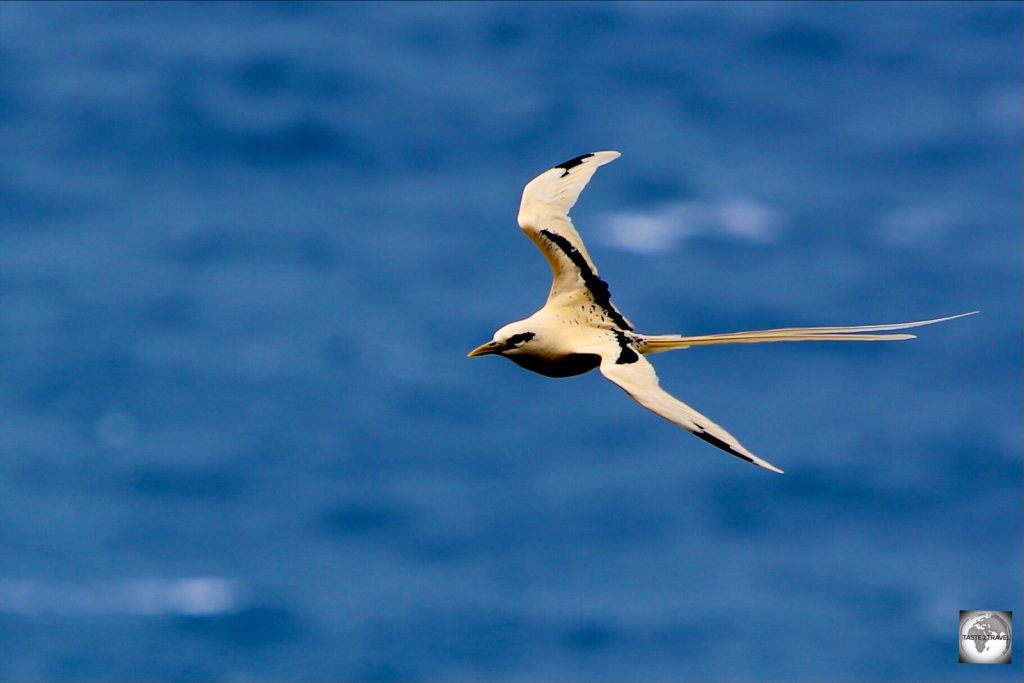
[539,228,633,332]
[613,330,639,364]
[554,153,594,177]
[693,429,755,464]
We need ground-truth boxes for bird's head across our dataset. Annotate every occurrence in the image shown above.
[467,322,538,358]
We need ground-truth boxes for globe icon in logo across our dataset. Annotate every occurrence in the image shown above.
[959,611,1012,664]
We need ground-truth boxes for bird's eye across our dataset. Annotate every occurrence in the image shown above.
[506,332,535,347]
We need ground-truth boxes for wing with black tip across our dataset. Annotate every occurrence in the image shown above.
[597,346,784,473]
[516,151,634,331]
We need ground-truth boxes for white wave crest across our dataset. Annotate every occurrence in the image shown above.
[0,577,244,617]
[599,198,782,254]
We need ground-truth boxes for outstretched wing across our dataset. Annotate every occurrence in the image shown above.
[596,345,784,473]
[517,151,634,331]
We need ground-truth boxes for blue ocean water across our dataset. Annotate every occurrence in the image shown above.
[0,1,1020,680]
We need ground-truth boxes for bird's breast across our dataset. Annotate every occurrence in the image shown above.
[507,352,602,378]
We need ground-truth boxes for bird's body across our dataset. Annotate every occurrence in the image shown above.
[469,151,975,473]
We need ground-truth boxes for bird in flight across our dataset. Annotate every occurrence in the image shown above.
[468,151,975,473]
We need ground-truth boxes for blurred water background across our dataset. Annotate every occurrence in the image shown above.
[0,1,1021,680]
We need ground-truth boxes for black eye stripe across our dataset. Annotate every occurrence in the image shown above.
[506,332,535,346]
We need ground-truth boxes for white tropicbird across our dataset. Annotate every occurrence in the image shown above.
[468,151,975,473]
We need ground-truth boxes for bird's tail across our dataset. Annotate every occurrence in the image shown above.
[640,312,977,353]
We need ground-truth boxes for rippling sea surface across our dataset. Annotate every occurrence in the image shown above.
[0,2,1020,680]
